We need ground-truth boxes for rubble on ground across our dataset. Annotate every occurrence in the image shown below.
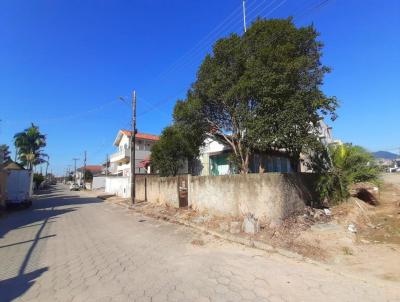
[349,182,379,205]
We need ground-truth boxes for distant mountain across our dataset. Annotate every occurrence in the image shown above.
[373,151,398,160]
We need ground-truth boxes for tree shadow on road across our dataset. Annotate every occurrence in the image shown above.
[0,268,48,302]
[0,185,103,301]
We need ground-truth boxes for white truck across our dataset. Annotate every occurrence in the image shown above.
[6,170,33,207]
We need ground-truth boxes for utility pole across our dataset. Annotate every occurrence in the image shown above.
[242,0,247,33]
[83,151,87,189]
[73,158,79,184]
[130,90,137,205]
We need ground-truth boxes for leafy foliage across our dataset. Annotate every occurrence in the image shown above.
[0,144,11,162]
[33,173,45,187]
[14,123,47,169]
[183,18,337,172]
[150,126,191,176]
[173,94,208,173]
[314,144,379,204]
[84,170,93,182]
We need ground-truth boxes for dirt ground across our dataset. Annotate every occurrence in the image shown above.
[104,173,400,284]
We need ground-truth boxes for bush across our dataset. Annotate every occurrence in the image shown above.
[84,170,93,182]
[33,173,45,187]
[314,144,379,205]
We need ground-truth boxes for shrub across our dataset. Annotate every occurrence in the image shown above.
[314,144,379,205]
[33,173,45,187]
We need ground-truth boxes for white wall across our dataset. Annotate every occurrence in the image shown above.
[92,176,106,190]
[105,176,130,198]
[197,137,230,176]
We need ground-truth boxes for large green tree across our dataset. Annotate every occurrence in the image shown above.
[173,93,208,174]
[184,18,337,173]
[150,126,192,176]
[14,123,47,170]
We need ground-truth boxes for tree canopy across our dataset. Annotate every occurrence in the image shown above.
[150,126,191,177]
[84,170,94,182]
[0,144,11,162]
[177,18,337,173]
[14,123,47,170]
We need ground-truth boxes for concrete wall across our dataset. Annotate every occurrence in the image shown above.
[135,175,180,208]
[92,176,106,190]
[189,173,316,222]
[107,173,317,222]
[105,176,130,198]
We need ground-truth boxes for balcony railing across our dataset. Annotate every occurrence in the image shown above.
[110,149,130,163]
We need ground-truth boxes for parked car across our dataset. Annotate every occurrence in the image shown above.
[70,183,80,191]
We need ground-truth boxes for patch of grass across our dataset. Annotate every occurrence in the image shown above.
[342,246,353,256]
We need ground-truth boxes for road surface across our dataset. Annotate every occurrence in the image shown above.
[0,185,398,302]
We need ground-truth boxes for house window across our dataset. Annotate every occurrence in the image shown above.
[264,156,291,173]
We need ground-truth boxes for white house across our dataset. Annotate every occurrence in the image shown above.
[109,130,159,176]
[194,120,339,176]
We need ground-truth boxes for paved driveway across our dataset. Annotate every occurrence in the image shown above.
[0,185,399,302]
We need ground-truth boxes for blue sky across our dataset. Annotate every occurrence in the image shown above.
[1,0,399,175]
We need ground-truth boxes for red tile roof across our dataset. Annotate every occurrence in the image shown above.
[78,165,103,173]
[120,130,159,141]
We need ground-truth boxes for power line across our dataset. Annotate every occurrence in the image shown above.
[136,0,289,118]
[151,0,276,85]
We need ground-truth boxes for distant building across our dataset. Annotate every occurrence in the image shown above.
[109,130,159,176]
[75,165,104,185]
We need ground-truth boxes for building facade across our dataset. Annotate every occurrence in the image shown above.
[109,130,159,176]
[195,121,339,176]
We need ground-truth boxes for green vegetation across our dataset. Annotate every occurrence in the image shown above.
[314,144,379,204]
[156,18,337,175]
[0,144,11,162]
[84,170,93,182]
[14,123,47,170]
[33,173,45,187]
[151,126,192,176]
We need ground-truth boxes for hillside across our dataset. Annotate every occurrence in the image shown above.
[373,151,398,160]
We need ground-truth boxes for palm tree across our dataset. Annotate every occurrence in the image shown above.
[316,144,379,204]
[14,123,47,170]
